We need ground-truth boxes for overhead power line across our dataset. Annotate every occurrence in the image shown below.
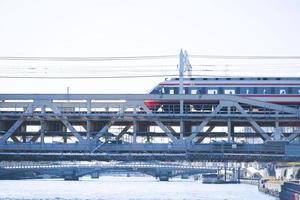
[0,72,294,79]
[0,74,181,79]
[190,55,300,59]
[0,55,177,61]
[1,54,300,61]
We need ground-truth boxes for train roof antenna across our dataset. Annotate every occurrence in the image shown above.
[179,49,193,94]
[179,49,185,95]
[184,50,192,78]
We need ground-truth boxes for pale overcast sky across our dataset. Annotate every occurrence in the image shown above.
[0,0,300,93]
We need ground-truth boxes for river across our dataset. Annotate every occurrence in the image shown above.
[0,176,275,200]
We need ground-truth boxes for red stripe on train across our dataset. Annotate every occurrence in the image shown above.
[160,83,300,86]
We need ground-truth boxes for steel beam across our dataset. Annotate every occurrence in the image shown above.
[186,103,223,143]
[0,103,36,143]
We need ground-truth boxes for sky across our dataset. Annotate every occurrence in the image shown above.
[0,0,300,93]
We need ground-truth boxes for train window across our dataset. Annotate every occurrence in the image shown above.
[207,89,218,94]
[161,87,165,94]
[254,88,257,94]
[271,88,275,94]
[218,87,224,94]
[198,88,205,94]
[173,88,178,94]
[169,89,174,94]
[275,88,288,94]
[257,88,271,94]
[292,88,300,94]
[240,88,254,94]
[280,89,286,94]
[224,89,235,95]
[191,89,197,94]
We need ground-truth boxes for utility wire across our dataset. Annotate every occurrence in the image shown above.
[1,54,300,61]
[0,74,180,79]
[0,55,177,61]
[0,73,294,79]
[190,55,300,59]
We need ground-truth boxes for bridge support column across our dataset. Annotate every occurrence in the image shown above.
[20,124,26,143]
[133,120,137,143]
[227,120,232,143]
[64,176,79,181]
[184,122,192,138]
[86,100,91,142]
[159,175,169,181]
[157,171,171,181]
[180,119,184,141]
[181,174,189,179]
[137,121,150,142]
[91,172,99,179]
[63,170,79,181]
[274,121,282,140]
[40,119,45,144]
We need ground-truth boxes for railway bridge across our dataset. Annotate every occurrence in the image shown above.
[0,93,299,162]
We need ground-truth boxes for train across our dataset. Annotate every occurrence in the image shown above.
[144,77,300,110]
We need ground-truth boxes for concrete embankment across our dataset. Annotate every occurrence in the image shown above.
[240,178,259,186]
[258,179,281,198]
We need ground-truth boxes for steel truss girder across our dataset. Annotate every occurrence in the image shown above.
[0,100,85,143]
[0,103,37,143]
[0,94,299,144]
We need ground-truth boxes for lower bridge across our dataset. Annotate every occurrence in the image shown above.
[0,162,220,181]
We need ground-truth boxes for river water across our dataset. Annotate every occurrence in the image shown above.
[0,176,275,200]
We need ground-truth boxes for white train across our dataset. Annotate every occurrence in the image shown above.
[145,77,300,109]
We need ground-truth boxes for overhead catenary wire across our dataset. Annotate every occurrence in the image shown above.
[1,54,300,61]
[0,53,300,79]
[190,55,300,59]
[0,74,181,79]
[0,55,178,61]
[0,72,294,79]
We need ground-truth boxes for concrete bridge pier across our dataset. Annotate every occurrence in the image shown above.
[64,175,79,181]
[159,175,169,181]
[157,171,172,181]
[63,170,79,181]
[181,174,189,179]
[90,172,99,179]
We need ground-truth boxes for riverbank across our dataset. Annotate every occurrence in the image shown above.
[240,179,259,186]
[258,178,282,198]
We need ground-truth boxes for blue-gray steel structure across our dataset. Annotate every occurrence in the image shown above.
[0,94,299,162]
